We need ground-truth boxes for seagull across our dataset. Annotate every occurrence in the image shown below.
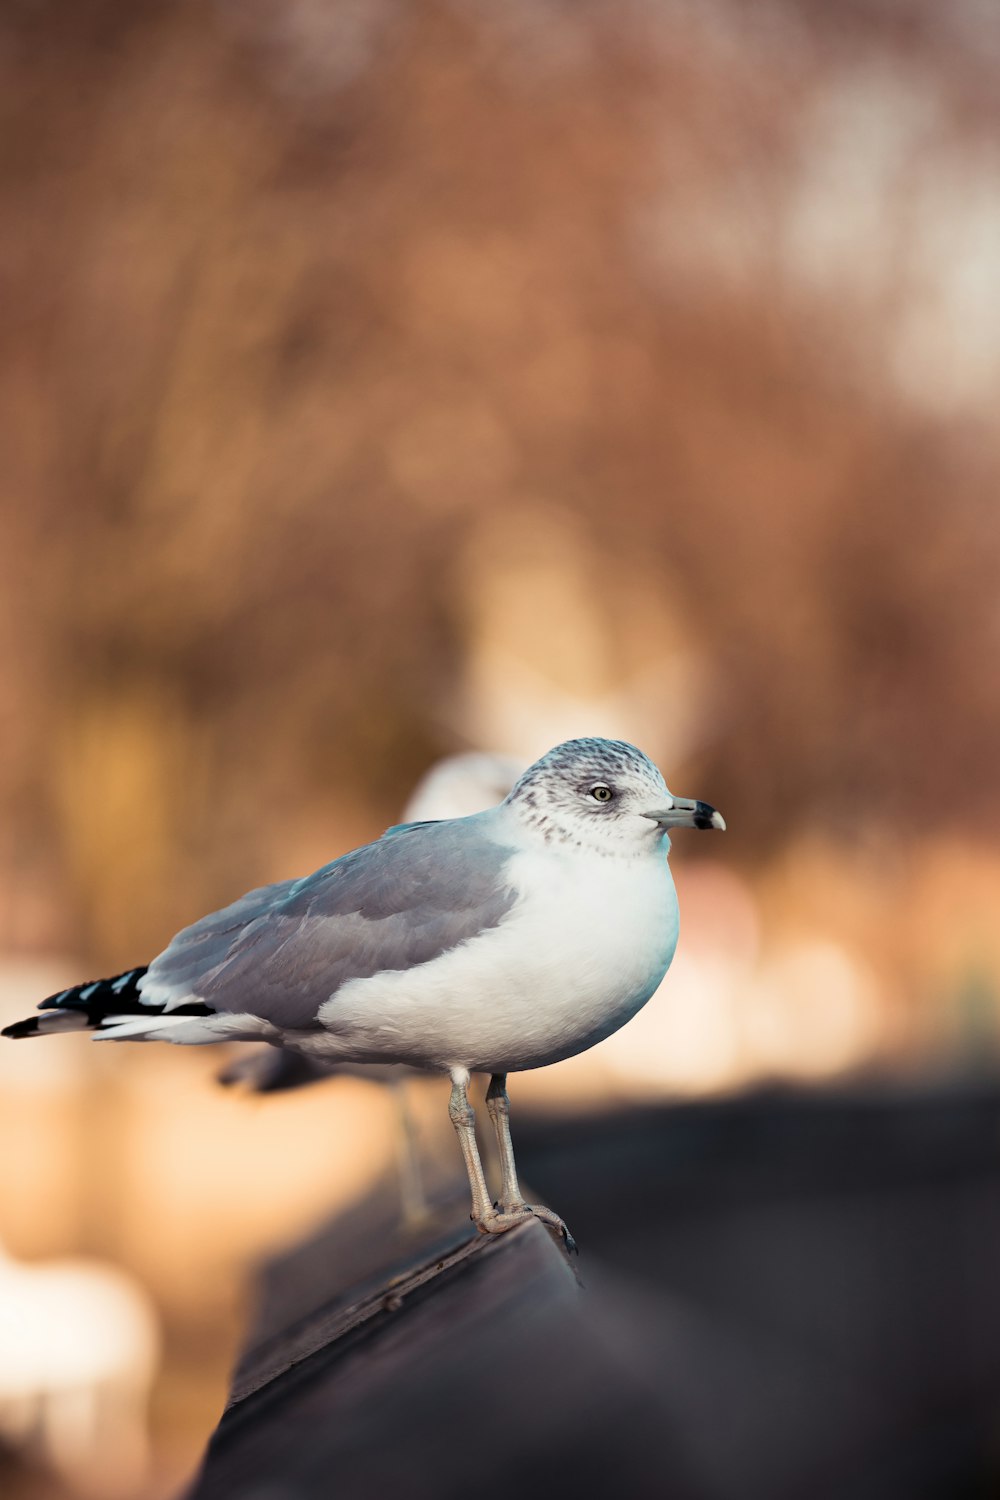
[3,738,724,1249]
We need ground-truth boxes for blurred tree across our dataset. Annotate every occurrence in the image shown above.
[0,0,998,963]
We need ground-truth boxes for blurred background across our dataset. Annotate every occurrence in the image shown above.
[2,0,1000,1494]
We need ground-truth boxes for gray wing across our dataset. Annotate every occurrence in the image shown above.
[143,817,518,1029]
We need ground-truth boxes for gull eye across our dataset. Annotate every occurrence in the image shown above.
[590,784,613,803]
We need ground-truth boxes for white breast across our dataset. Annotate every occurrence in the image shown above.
[313,842,679,1074]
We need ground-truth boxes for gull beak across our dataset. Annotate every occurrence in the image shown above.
[643,797,726,832]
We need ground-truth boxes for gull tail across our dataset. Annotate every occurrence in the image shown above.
[1,967,212,1040]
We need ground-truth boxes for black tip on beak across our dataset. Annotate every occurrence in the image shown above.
[693,801,724,830]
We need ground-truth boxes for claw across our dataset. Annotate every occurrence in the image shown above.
[525,1204,576,1253]
[473,1203,576,1254]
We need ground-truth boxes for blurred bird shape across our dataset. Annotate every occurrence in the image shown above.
[0,1238,158,1496]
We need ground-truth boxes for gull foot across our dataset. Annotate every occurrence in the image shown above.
[474,1204,577,1255]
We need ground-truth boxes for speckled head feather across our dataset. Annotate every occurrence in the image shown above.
[504,738,671,850]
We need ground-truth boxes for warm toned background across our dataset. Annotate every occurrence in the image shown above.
[2,1,999,1495]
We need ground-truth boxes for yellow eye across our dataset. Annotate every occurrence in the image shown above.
[591,784,613,802]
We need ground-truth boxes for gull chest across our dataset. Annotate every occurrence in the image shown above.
[477,843,680,1070]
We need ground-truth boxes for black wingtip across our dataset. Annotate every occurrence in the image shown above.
[3,1009,94,1039]
[3,967,155,1041]
[2,1017,42,1039]
[37,967,150,1013]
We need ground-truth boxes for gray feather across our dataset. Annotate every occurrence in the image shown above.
[145,816,518,1029]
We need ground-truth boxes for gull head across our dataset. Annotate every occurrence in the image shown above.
[504,737,725,852]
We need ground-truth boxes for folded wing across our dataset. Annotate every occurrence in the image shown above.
[142,817,518,1030]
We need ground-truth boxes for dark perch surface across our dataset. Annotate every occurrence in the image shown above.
[188,1078,1000,1500]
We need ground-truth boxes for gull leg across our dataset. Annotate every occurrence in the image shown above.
[485,1072,524,1210]
[484,1073,576,1252]
[392,1077,428,1226]
[448,1067,497,1227]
